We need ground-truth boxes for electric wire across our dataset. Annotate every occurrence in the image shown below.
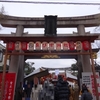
[0,0,100,5]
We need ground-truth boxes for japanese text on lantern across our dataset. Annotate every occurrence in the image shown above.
[7,41,90,51]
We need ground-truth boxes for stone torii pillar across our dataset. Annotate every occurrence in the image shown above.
[77,25,92,72]
[9,25,25,88]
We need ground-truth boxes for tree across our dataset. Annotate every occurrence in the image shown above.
[94,61,100,71]
[0,6,5,17]
[71,63,78,76]
[0,65,9,72]
[71,63,78,71]
[0,6,6,30]
[24,62,35,75]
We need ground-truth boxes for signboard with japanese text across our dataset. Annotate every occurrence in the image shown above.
[0,73,16,100]
[82,72,100,100]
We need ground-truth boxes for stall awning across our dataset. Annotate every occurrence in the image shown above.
[24,68,49,81]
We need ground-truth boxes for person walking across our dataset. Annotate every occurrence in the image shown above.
[81,89,93,100]
[69,85,74,100]
[30,77,43,100]
[17,82,23,100]
[25,83,32,100]
[81,84,93,100]
[54,75,70,100]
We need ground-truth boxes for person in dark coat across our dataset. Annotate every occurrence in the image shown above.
[25,83,32,100]
[80,84,91,95]
[17,82,23,100]
[81,89,93,100]
[81,84,88,93]
[54,75,70,100]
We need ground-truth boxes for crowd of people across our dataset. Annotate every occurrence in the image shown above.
[15,75,93,100]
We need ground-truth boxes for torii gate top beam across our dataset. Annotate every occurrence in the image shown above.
[0,35,98,43]
[0,13,100,28]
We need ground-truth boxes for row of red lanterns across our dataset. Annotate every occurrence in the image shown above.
[7,41,90,51]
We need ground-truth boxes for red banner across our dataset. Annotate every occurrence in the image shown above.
[0,73,16,100]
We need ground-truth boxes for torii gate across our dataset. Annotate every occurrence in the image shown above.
[0,35,99,100]
[0,13,100,100]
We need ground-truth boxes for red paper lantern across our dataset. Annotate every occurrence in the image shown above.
[82,41,90,51]
[21,42,27,50]
[69,41,75,50]
[62,41,69,50]
[15,41,21,51]
[7,42,15,50]
[75,41,82,51]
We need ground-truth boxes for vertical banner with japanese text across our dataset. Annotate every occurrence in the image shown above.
[0,73,16,100]
[82,72,100,100]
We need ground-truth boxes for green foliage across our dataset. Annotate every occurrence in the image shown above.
[71,63,78,76]
[0,6,5,14]
[24,62,35,75]
[0,5,6,30]
[71,71,78,76]
[0,65,9,72]
[94,62,100,71]
[0,6,5,19]
[71,63,78,71]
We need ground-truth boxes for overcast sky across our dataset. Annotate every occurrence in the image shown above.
[0,0,100,69]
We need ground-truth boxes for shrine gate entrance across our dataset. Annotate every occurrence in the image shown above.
[0,35,99,100]
[0,14,100,100]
